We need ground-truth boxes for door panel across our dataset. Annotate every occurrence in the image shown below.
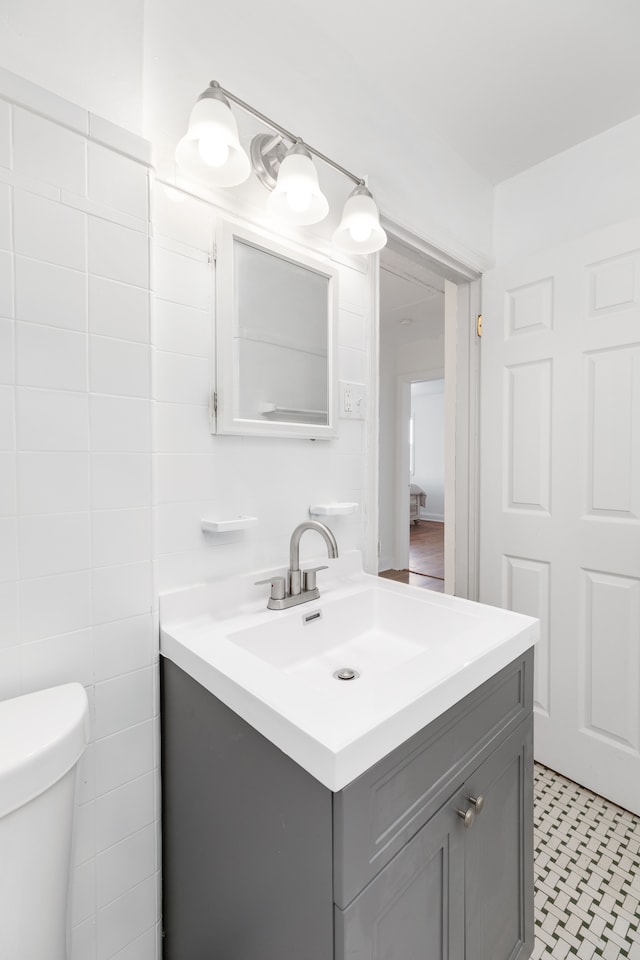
[335,794,465,960]
[464,721,534,960]
[480,218,640,813]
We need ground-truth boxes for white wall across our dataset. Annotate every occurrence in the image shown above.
[0,67,368,960]
[0,3,145,134]
[0,76,157,959]
[411,380,445,521]
[494,114,640,264]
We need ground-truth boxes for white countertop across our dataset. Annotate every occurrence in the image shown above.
[160,551,538,791]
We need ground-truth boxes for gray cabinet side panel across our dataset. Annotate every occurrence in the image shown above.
[161,658,334,960]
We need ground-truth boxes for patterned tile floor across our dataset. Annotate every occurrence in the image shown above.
[533,763,640,959]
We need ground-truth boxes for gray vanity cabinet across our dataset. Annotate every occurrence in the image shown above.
[161,647,534,960]
[334,720,533,960]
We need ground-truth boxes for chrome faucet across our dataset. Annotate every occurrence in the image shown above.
[256,521,339,610]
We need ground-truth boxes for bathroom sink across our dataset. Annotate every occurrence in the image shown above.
[228,586,481,692]
[160,550,538,790]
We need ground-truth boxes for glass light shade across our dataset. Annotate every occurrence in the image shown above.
[266,150,329,225]
[333,189,387,254]
[175,95,250,187]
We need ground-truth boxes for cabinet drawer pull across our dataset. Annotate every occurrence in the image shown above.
[456,807,475,829]
[468,794,484,813]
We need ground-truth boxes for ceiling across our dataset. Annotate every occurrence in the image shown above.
[380,246,444,346]
[145,0,640,186]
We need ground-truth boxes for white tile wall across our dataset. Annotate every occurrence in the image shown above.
[0,79,159,960]
[0,70,371,960]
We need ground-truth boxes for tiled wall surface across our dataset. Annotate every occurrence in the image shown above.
[151,187,368,597]
[0,74,158,960]
[0,70,370,960]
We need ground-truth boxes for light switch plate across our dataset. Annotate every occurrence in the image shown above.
[339,381,366,420]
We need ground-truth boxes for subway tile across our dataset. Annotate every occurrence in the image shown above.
[0,249,12,317]
[16,387,89,450]
[88,216,148,288]
[89,335,149,398]
[0,451,15,515]
[0,98,10,169]
[88,143,148,221]
[339,263,366,310]
[0,643,21,697]
[91,508,151,568]
[15,257,87,331]
[94,719,154,797]
[91,561,152,624]
[108,924,156,960]
[91,454,150,510]
[76,737,96,804]
[152,299,209,357]
[0,385,15,448]
[13,107,86,194]
[0,517,17,581]
[90,396,150,453]
[20,626,92,690]
[70,918,97,960]
[18,512,91,579]
[16,322,87,391]
[94,771,155,853]
[0,581,18,649]
[88,114,151,166]
[338,345,366,383]
[154,453,218,503]
[17,452,89,514]
[154,245,210,309]
[154,402,211,454]
[0,68,88,136]
[0,182,10,249]
[89,276,149,343]
[19,573,91,643]
[13,189,86,270]
[96,823,155,911]
[155,500,212,555]
[96,875,156,960]
[339,308,366,349]
[152,185,214,250]
[94,667,154,740]
[74,799,96,866]
[154,350,209,404]
[93,615,153,683]
[0,319,13,383]
[71,858,95,926]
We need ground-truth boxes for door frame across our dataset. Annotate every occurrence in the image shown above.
[364,217,482,600]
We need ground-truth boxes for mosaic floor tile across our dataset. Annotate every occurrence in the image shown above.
[533,764,640,959]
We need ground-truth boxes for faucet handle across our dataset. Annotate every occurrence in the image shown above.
[254,576,286,601]
[303,566,328,592]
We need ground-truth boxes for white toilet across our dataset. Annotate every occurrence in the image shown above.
[0,683,90,960]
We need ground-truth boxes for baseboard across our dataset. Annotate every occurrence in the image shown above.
[420,512,444,523]
[378,555,395,573]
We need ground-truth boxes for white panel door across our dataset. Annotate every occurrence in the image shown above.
[480,219,640,814]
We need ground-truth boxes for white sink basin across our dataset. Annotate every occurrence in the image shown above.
[229,587,481,692]
[160,551,538,791]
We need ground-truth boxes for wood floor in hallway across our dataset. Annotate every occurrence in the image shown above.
[379,520,445,593]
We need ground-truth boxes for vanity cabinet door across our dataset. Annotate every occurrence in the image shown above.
[464,719,534,960]
[334,793,466,960]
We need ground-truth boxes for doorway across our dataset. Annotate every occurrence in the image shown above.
[376,243,446,593]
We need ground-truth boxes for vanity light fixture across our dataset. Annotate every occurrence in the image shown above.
[176,80,387,252]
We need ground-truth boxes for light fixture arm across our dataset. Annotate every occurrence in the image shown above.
[205,81,365,188]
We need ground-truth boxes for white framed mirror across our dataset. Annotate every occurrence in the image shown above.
[214,220,339,439]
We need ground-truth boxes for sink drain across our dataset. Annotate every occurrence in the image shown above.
[333,667,360,681]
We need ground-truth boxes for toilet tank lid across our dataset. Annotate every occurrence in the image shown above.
[0,683,90,818]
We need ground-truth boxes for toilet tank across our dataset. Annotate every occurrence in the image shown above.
[0,684,90,960]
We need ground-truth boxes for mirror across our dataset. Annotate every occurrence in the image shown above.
[215,220,338,438]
